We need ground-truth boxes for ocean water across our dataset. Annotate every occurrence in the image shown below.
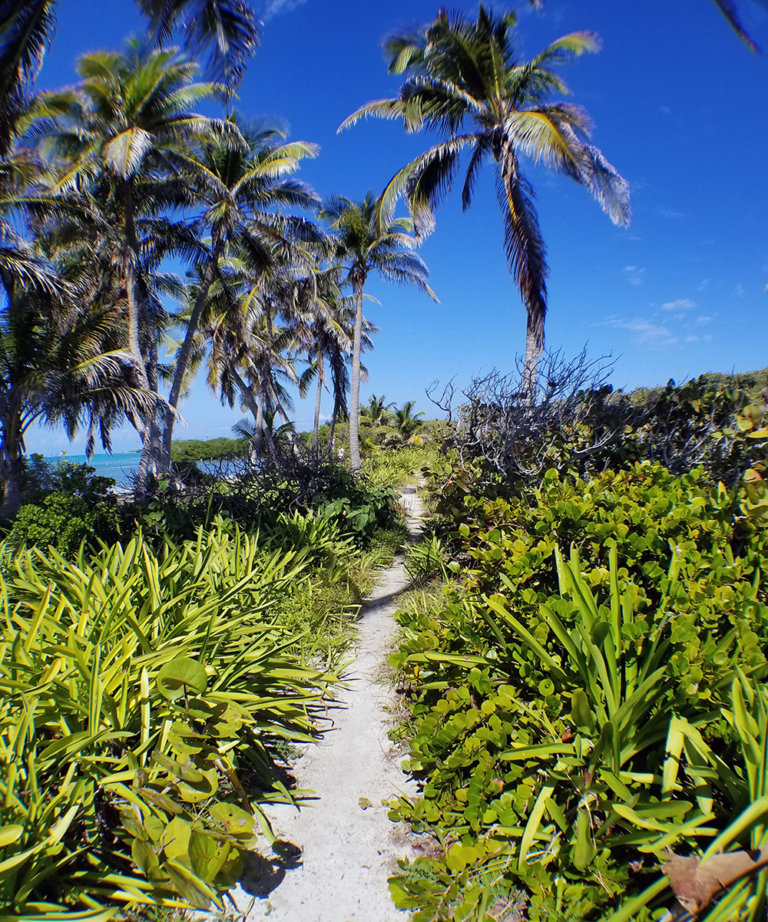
[42,453,235,489]
[44,453,140,488]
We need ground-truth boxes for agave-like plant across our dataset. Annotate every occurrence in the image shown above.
[0,521,335,916]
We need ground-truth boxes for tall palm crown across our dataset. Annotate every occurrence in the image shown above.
[36,41,225,487]
[322,192,436,471]
[157,120,318,473]
[342,5,630,393]
[0,1,57,155]
[137,0,261,87]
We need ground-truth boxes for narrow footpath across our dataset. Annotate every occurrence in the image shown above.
[237,487,425,922]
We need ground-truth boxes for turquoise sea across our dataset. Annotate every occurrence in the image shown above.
[45,453,141,488]
[43,453,235,489]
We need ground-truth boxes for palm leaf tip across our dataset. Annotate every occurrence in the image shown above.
[711,0,760,51]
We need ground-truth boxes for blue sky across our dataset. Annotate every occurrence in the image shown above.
[26,0,768,454]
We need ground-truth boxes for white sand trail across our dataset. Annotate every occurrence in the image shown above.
[235,488,424,922]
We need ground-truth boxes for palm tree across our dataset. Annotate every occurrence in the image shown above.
[341,5,630,396]
[38,41,224,491]
[294,266,352,462]
[158,119,318,475]
[0,264,153,517]
[0,1,57,156]
[204,242,307,465]
[137,0,261,87]
[0,115,155,515]
[360,394,394,428]
[393,400,424,441]
[321,193,436,472]
[0,0,260,129]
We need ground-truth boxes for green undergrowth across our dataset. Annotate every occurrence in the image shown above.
[363,443,442,489]
[0,488,404,919]
[388,462,768,921]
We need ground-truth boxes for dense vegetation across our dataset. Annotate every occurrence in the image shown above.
[0,453,409,918]
[387,373,768,921]
[1,1,765,921]
[171,438,248,464]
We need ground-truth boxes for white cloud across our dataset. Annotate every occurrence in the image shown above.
[695,315,713,325]
[657,206,685,220]
[697,278,710,292]
[736,283,746,298]
[661,298,695,312]
[623,265,645,286]
[262,0,310,21]
[604,316,678,348]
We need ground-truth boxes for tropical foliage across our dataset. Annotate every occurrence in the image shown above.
[342,5,630,393]
[388,378,768,921]
[0,474,402,918]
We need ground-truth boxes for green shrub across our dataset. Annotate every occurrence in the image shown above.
[0,522,333,917]
[20,455,116,504]
[311,467,397,544]
[453,367,768,496]
[9,490,119,554]
[389,463,768,920]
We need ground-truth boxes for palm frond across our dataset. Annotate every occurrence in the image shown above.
[497,168,547,350]
[137,0,262,88]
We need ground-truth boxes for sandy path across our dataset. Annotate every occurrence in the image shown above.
[236,487,424,922]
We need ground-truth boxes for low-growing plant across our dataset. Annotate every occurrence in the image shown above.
[389,549,768,920]
[405,531,449,585]
[311,467,397,544]
[388,458,768,920]
[0,522,335,918]
[9,490,119,555]
[363,442,441,488]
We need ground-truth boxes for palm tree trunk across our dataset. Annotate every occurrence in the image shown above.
[312,348,324,463]
[499,139,547,404]
[522,319,542,402]
[0,408,24,519]
[122,180,160,496]
[159,261,217,478]
[137,320,163,488]
[251,393,265,463]
[328,399,339,462]
[348,277,364,472]
[231,368,261,465]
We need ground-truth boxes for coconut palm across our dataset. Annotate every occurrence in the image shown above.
[0,266,153,516]
[204,244,306,464]
[37,41,225,490]
[137,0,261,87]
[293,266,349,461]
[341,5,630,396]
[321,193,436,472]
[360,393,394,428]
[0,0,259,130]
[393,400,424,441]
[158,119,318,475]
[0,1,57,156]
[0,117,155,514]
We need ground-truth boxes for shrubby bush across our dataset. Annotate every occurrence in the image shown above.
[9,456,119,554]
[121,459,397,547]
[446,358,768,496]
[389,367,768,921]
[171,436,248,463]
[9,490,119,554]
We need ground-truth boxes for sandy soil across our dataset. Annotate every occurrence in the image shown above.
[234,488,425,922]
